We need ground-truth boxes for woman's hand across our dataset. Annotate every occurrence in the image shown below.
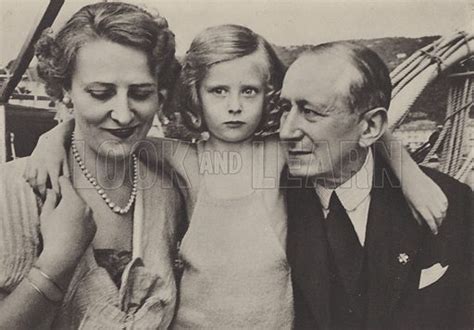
[402,170,448,235]
[23,121,74,197]
[36,177,96,288]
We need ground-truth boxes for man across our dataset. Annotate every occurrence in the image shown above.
[279,42,472,329]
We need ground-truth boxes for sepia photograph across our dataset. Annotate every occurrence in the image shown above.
[0,0,472,328]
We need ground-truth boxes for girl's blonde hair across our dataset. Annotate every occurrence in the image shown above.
[175,24,286,134]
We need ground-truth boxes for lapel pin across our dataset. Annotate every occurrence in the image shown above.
[397,253,410,265]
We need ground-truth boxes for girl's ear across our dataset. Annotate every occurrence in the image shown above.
[185,111,203,130]
[359,107,388,148]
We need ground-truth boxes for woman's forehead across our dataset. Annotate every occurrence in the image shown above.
[73,40,155,84]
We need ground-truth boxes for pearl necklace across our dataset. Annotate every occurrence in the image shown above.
[71,133,138,215]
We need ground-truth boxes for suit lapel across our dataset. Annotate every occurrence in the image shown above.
[365,155,423,327]
[286,174,331,329]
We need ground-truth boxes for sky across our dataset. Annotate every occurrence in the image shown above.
[0,0,471,66]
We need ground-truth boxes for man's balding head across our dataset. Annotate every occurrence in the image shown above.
[296,41,392,114]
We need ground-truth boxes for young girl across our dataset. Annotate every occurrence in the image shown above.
[25,25,447,328]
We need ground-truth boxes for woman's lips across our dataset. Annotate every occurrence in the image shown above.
[103,127,137,139]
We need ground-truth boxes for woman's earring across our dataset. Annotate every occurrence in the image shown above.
[62,95,71,105]
[62,94,73,108]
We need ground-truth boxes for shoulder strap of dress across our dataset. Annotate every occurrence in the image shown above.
[188,139,206,213]
[195,139,206,180]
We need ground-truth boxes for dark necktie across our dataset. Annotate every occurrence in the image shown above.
[324,191,364,294]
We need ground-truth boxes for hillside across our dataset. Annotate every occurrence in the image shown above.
[273,36,439,70]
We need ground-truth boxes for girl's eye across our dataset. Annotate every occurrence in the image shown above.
[210,87,226,95]
[242,88,258,96]
[88,90,115,101]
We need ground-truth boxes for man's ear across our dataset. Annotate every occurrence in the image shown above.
[359,107,388,147]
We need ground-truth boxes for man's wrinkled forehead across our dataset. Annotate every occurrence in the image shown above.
[281,53,359,103]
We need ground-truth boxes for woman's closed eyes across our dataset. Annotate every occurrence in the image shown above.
[128,86,157,101]
[85,85,157,102]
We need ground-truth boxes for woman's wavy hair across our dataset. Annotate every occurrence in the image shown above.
[35,2,180,103]
[175,24,286,134]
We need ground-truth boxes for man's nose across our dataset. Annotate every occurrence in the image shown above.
[279,107,303,141]
[228,93,242,114]
[110,93,134,125]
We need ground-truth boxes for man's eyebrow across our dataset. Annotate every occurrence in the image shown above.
[295,99,335,114]
[296,100,310,108]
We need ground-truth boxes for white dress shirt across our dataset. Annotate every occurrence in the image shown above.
[314,150,374,246]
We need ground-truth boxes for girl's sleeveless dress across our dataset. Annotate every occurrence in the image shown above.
[173,141,293,329]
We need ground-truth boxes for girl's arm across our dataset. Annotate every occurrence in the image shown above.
[23,119,74,196]
[137,137,199,189]
[376,131,448,234]
[24,118,200,197]
[138,137,194,178]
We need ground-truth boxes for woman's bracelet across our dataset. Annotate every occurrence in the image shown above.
[27,266,64,304]
[32,265,65,293]
[25,276,46,299]
[25,276,62,305]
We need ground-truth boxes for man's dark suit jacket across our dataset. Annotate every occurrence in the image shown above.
[284,154,472,329]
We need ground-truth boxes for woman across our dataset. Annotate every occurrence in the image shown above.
[0,2,184,329]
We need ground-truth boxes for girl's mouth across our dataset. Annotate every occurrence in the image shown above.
[224,121,245,128]
[103,126,138,139]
